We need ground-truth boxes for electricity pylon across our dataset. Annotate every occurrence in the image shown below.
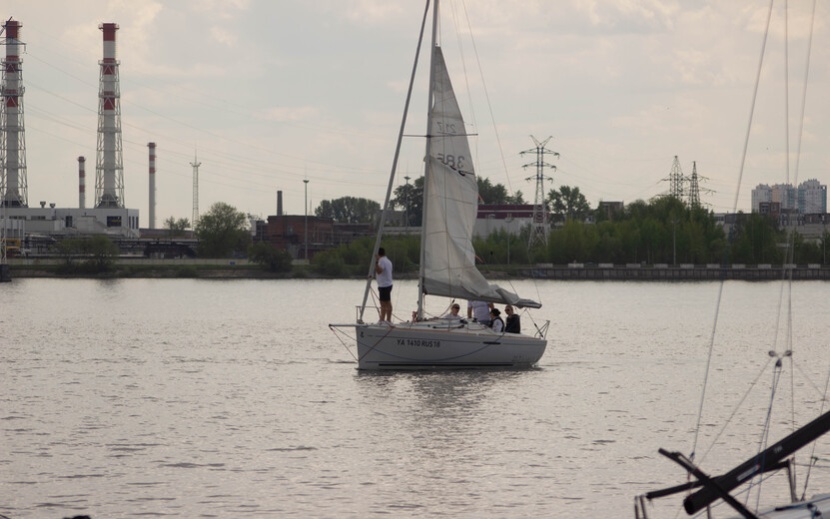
[521,136,558,249]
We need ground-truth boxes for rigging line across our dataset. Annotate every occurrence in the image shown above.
[698,356,775,464]
[784,0,790,189]
[792,0,815,192]
[360,0,431,323]
[457,0,515,197]
[692,0,776,462]
[792,360,826,401]
[801,349,830,500]
[748,358,786,512]
[782,0,818,478]
[731,0,773,215]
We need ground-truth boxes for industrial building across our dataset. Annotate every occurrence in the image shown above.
[1,18,140,243]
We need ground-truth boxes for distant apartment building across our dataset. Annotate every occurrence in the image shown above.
[799,179,827,214]
[752,179,826,214]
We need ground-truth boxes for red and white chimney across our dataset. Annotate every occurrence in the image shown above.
[95,22,124,208]
[78,156,86,209]
[2,19,28,207]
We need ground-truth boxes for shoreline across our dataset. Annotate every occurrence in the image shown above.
[4,259,830,280]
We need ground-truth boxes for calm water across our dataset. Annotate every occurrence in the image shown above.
[2,278,830,518]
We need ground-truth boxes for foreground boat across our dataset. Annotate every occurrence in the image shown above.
[637,410,830,518]
[635,2,830,517]
[331,0,548,370]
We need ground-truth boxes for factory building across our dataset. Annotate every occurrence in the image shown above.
[1,18,139,241]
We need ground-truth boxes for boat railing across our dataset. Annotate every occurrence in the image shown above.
[533,320,550,339]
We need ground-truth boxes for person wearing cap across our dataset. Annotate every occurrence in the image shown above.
[490,308,504,333]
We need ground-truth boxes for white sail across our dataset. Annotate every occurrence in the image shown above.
[421,47,540,309]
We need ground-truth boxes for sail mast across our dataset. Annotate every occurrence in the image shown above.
[357,0,432,323]
[417,0,440,319]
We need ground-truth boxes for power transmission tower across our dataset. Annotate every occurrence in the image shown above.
[688,160,700,208]
[666,155,685,200]
[521,136,558,249]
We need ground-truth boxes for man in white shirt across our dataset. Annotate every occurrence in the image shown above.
[467,300,492,326]
[375,247,393,324]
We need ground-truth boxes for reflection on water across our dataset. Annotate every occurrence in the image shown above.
[2,279,830,517]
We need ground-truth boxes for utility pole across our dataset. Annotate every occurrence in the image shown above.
[304,179,309,261]
[404,175,410,228]
[190,152,201,229]
[521,135,557,249]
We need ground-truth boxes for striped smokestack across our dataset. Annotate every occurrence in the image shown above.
[95,22,124,208]
[78,156,86,209]
[2,19,28,207]
[148,142,156,229]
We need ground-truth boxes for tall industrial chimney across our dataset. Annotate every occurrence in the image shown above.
[1,19,28,208]
[94,22,124,208]
[148,142,156,229]
[78,156,86,208]
[277,190,283,216]
[190,152,201,229]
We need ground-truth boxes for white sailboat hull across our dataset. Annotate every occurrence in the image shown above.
[353,320,547,370]
[731,494,830,518]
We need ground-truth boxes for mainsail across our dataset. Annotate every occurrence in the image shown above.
[421,47,540,309]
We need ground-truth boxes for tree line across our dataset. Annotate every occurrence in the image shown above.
[310,194,829,275]
[49,181,829,275]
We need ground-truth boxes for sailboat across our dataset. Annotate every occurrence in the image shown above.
[330,0,548,370]
[635,2,830,517]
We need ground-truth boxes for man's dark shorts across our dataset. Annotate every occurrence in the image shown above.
[379,285,392,302]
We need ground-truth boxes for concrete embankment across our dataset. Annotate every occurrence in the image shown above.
[519,263,830,281]
[6,258,830,280]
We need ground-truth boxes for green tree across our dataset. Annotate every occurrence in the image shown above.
[195,202,251,258]
[548,185,591,222]
[478,177,510,204]
[54,235,119,273]
[248,241,294,272]
[392,176,424,226]
[310,235,421,276]
[164,216,191,238]
[729,213,783,264]
[315,196,380,223]
[506,190,526,205]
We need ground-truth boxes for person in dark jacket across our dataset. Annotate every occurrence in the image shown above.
[504,304,521,333]
[490,308,505,333]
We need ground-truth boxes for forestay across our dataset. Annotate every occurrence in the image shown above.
[421,47,540,309]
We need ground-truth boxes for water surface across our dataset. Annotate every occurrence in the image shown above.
[2,278,830,517]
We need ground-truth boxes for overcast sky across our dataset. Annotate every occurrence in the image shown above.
[4,0,829,226]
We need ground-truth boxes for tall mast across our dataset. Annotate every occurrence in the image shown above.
[416,0,440,319]
[356,0,431,323]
